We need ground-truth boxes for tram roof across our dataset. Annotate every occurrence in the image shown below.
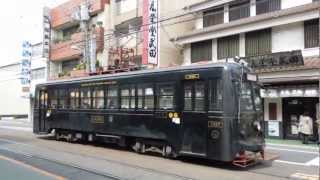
[40,62,242,86]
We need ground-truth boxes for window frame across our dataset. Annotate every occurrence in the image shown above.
[191,40,212,63]
[203,7,224,27]
[70,88,80,109]
[106,85,119,109]
[157,83,175,110]
[304,19,319,49]
[120,85,136,110]
[217,35,240,59]
[209,79,223,112]
[183,81,206,112]
[49,89,58,109]
[80,87,92,109]
[137,84,155,111]
[229,0,250,22]
[92,86,105,109]
[58,89,68,109]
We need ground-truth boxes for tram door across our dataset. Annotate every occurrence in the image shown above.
[38,90,48,132]
[180,81,207,156]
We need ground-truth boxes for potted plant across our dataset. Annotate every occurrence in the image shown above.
[70,62,87,77]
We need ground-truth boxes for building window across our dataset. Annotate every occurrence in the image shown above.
[245,29,271,56]
[269,103,277,120]
[256,0,281,15]
[115,17,142,37]
[107,86,118,109]
[121,85,135,109]
[157,84,174,110]
[217,35,239,59]
[191,40,212,63]
[209,79,223,111]
[92,87,104,109]
[184,82,205,111]
[229,0,250,21]
[70,89,80,109]
[305,19,319,48]
[31,68,45,80]
[137,84,154,110]
[116,0,137,15]
[62,25,79,40]
[62,59,79,74]
[80,88,91,109]
[203,7,224,27]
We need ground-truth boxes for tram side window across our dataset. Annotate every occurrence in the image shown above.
[107,86,118,109]
[157,84,174,110]
[81,88,91,109]
[194,82,205,111]
[137,85,154,110]
[184,84,192,111]
[121,85,135,109]
[70,89,79,109]
[121,88,130,109]
[58,89,68,109]
[209,79,223,111]
[184,82,205,111]
[93,87,104,109]
[49,89,58,108]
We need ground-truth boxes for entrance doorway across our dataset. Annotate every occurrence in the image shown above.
[283,98,317,140]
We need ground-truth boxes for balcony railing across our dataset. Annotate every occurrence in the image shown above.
[50,27,104,62]
[50,0,109,29]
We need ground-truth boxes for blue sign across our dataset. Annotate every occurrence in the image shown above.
[21,41,32,87]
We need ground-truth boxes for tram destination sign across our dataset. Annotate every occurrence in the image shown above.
[244,50,304,69]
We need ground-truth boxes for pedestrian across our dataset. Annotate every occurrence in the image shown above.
[316,118,320,145]
[298,112,313,144]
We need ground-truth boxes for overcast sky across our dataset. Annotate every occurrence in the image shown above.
[0,0,68,66]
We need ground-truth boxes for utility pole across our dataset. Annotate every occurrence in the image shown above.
[80,0,90,73]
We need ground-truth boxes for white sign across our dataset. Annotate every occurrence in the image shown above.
[43,7,51,59]
[268,121,280,137]
[142,0,159,65]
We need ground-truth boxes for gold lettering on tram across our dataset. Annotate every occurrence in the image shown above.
[208,121,223,129]
[90,116,105,124]
[81,81,117,87]
[185,74,200,80]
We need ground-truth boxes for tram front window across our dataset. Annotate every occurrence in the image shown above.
[240,82,254,111]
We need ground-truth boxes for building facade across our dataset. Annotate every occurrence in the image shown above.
[173,0,320,140]
[49,0,108,79]
[0,43,47,121]
[48,0,202,79]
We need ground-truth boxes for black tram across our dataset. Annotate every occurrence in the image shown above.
[33,62,265,167]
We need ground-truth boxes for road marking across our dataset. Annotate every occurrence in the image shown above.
[290,173,319,180]
[305,157,320,167]
[0,155,66,180]
[267,143,319,151]
[0,126,32,132]
[275,160,307,166]
[266,147,319,155]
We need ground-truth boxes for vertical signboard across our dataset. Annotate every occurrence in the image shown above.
[142,0,159,65]
[21,41,32,94]
[43,7,51,59]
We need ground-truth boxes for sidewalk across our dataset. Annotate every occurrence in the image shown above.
[0,119,32,132]
[266,138,319,150]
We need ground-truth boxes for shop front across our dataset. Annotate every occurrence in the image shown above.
[262,86,319,140]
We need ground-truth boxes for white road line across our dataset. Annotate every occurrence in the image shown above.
[305,157,320,167]
[267,143,319,151]
[266,146,319,155]
[275,160,307,166]
[0,126,32,132]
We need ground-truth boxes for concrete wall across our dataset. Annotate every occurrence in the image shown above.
[0,64,29,117]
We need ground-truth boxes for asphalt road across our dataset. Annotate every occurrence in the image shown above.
[0,128,318,180]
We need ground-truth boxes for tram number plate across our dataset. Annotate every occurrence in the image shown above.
[90,115,105,124]
[208,121,223,129]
